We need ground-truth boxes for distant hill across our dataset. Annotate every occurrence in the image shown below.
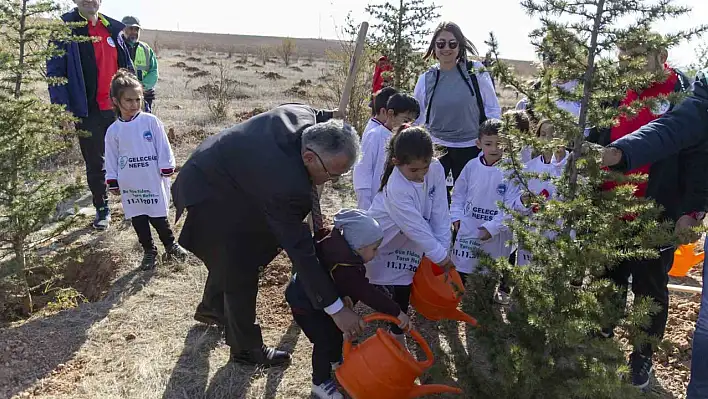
[139,28,538,77]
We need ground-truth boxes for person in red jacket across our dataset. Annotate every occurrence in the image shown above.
[372,56,393,93]
[595,37,691,389]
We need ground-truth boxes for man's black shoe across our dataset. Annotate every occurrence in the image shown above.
[230,345,292,367]
[193,307,224,327]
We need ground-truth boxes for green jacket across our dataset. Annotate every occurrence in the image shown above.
[127,40,158,91]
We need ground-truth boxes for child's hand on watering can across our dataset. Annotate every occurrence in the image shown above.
[439,256,456,282]
[397,311,411,330]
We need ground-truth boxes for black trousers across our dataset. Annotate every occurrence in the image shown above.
[131,215,175,251]
[604,247,675,357]
[438,146,482,203]
[77,110,115,209]
[144,89,155,113]
[179,201,280,352]
[285,275,343,385]
[375,284,411,335]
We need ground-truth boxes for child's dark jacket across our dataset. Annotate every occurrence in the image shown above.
[286,227,401,317]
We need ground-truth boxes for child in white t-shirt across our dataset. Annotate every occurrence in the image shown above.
[105,69,188,270]
[450,119,525,301]
[353,93,420,210]
[366,125,452,343]
[516,119,569,267]
[363,86,398,140]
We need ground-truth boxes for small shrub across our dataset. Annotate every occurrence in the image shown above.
[194,62,249,121]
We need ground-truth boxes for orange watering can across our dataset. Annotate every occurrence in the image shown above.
[410,257,478,326]
[335,313,463,399]
[669,242,705,277]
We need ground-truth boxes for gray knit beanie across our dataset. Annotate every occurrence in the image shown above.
[333,208,384,250]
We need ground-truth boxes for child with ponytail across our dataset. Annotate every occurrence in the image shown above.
[366,125,453,344]
[105,69,188,270]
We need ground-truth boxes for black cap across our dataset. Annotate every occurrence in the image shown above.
[121,16,141,28]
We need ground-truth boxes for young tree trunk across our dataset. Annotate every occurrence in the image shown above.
[14,0,28,99]
[394,0,404,88]
[14,237,32,313]
[568,0,605,196]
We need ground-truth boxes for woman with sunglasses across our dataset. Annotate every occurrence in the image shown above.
[413,21,501,201]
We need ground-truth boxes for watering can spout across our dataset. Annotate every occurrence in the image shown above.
[452,309,478,327]
[408,384,463,398]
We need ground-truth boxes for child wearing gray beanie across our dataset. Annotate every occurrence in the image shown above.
[285,208,410,399]
[333,208,384,253]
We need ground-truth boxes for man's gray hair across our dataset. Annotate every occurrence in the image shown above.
[302,119,359,166]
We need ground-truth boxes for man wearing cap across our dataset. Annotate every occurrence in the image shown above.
[47,0,134,231]
[121,16,159,113]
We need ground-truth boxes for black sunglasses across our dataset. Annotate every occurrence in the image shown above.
[435,40,459,50]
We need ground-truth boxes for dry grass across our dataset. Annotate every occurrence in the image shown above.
[0,47,697,399]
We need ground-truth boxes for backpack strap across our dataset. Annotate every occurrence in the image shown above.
[459,62,487,122]
[424,70,441,125]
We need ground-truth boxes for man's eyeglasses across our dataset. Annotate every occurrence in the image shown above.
[435,40,459,50]
[307,147,342,181]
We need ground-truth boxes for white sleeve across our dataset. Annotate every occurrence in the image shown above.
[104,126,119,182]
[352,131,380,198]
[473,61,501,119]
[450,161,471,223]
[413,73,427,126]
[384,181,448,264]
[355,188,373,210]
[153,117,176,172]
[429,163,452,249]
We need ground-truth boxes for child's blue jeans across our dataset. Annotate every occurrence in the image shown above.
[687,240,708,398]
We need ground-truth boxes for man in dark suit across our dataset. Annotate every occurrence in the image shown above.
[172,103,364,367]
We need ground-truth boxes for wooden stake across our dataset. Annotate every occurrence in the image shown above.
[337,21,369,119]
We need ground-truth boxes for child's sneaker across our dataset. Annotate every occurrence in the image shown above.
[494,289,511,305]
[140,248,159,270]
[165,243,188,262]
[312,379,343,399]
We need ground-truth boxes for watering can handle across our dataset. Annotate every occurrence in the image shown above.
[342,313,435,369]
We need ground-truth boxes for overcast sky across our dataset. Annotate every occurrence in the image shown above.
[96,0,706,67]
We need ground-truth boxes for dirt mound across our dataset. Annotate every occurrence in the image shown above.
[171,62,187,68]
[260,71,284,80]
[235,107,267,122]
[302,63,313,67]
[185,57,202,62]
[284,86,308,98]
[297,79,312,87]
[225,79,255,88]
[234,65,247,71]
[184,66,200,72]
[206,61,218,66]
[250,63,263,68]
[168,127,211,145]
[290,66,304,72]
[259,251,290,287]
[189,70,210,78]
